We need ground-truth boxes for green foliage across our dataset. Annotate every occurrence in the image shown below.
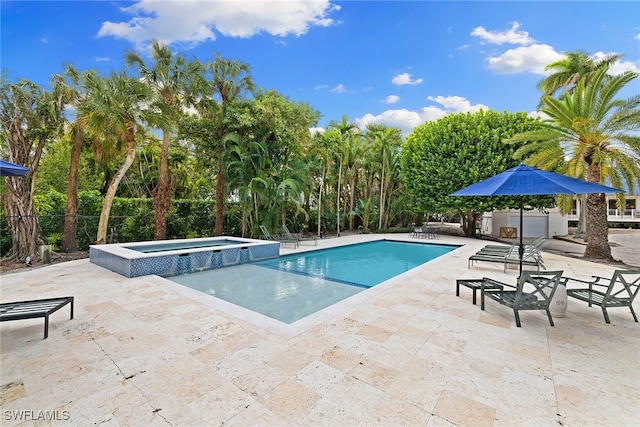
[120,204,154,242]
[401,110,556,236]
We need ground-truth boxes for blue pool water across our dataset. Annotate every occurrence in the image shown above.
[124,238,241,253]
[168,240,457,324]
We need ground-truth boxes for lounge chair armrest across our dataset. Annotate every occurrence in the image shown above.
[590,276,610,285]
[562,276,592,286]
[481,277,509,290]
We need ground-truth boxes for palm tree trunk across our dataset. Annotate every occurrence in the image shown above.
[378,164,385,230]
[62,126,83,251]
[318,167,325,238]
[214,158,225,236]
[583,164,613,260]
[153,128,173,240]
[96,135,136,244]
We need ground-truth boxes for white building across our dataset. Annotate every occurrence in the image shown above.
[481,193,639,239]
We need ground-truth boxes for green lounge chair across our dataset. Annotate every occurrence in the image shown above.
[564,270,640,324]
[281,224,317,246]
[480,271,563,327]
[479,236,546,254]
[468,244,545,273]
[259,225,298,248]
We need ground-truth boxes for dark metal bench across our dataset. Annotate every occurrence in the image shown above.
[0,297,74,339]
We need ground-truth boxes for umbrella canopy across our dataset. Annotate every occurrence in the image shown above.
[451,163,623,275]
[0,159,30,177]
[451,163,622,196]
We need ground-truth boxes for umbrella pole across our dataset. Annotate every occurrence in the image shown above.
[519,195,523,278]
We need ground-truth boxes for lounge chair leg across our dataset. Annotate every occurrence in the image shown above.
[629,306,639,322]
[514,310,521,327]
[546,309,555,327]
[44,314,49,339]
[602,307,611,324]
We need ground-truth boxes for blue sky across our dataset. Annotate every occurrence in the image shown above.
[2,1,639,135]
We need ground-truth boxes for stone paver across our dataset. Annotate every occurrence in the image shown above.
[1,233,638,426]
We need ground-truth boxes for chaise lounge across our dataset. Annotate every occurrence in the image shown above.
[259,225,298,248]
[282,224,317,246]
[0,296,74,339]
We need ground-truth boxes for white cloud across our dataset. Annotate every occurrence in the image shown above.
[471,21,535,45]
[331,83,348,93]
[355,95,489,136]
[528,110,548,120]
[309,127,324,135]
[98,0,340,48]
[392,73,423,85]
[486,44,563,75]
[592,51,640,74]
[635,33,640,40]
[384,95,400,104]
[427,96,489,113]
[94,56,111,62]
[314,84,329,90]
[355,110,426,136]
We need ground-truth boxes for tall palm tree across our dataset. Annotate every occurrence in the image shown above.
[126,40,202,240]
[326,115,359,235]
[52,64,86,252]
[77,70,163,244]
[536,50,624,237]
[201,53,255,236]
[510,67,640,260]
[366,124,403,229]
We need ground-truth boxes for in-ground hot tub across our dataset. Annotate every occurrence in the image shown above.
[90,236,280,278]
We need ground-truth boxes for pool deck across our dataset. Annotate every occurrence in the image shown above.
[1,234,638,426]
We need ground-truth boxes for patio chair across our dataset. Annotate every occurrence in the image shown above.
[564,270,640,324]
[282,224,317,246]
[480,270,563,327]
[260,225,298,248]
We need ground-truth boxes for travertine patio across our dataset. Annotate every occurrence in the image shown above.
[1,234,638,426]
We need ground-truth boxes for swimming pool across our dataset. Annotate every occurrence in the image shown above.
[168,240,457,324]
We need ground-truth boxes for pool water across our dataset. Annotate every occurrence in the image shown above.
[124,238,241,253]
[168,240,456,324]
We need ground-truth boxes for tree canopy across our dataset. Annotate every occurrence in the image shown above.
[401,110,554,236]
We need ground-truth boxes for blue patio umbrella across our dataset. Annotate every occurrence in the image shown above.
[0,159,30,177]
[451,163,623,275]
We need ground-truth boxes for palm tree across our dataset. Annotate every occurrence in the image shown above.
[202,53,255,236]
[77,70,163,244]
[536,50,624,237]
[326,115,359,235]
[537,50,623,99]
[509,66,640,260]
[126,40,202,240]
[53,64,86,252]
[366,124,403,229]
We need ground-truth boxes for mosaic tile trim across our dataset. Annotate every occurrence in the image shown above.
[90,241,279,278]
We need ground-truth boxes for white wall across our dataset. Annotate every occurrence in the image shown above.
[489,208,567,239]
